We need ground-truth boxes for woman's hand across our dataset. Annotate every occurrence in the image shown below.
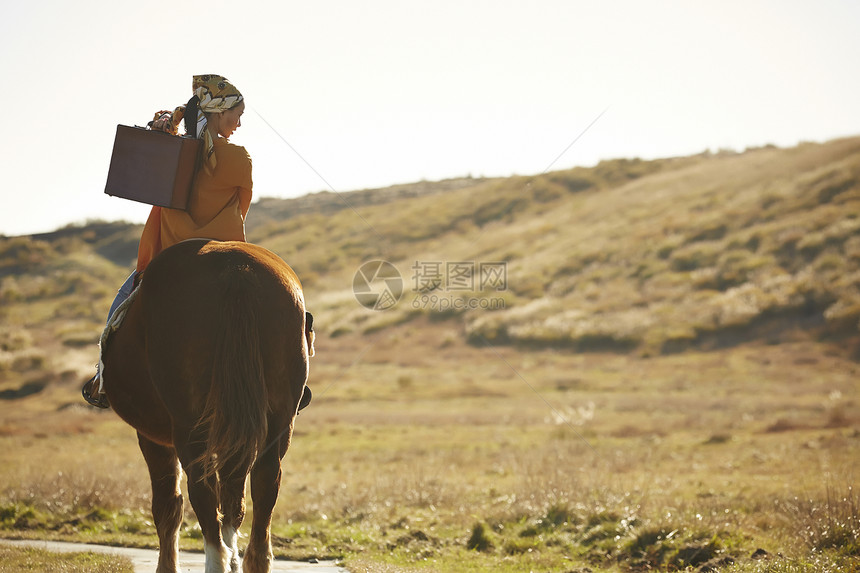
[149,111,178,134]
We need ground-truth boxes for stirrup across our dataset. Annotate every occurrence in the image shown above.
[81,375,110,409]
[298,385,312,412]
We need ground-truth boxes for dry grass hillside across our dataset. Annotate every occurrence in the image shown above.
[246,136,860,358]
[4,137,859,367]
[0,137,858,572]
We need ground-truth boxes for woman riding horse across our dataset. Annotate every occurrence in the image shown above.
[83,74,311,411]
[83,75,316,572]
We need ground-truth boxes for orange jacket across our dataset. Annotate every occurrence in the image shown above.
[136,137,253,272]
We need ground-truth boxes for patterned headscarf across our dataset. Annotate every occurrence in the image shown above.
[192,74,243,173]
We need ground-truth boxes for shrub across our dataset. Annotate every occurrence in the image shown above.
[689,222,728,243]
[707,251,776,291]
[0,237,56,273]
[657,235,685,260]
[814,253,846,274]
[797,233,827,259]
[528,178,567,203]
[466,522,495,552]
[817,176,857,204]
[593,157,661,184]
[503,537,540,555]
[670,242,723,272]
[473,195,529,226]
[0,327,32,352]
[823,299,860,336]
[545,503,574,527]
[546,170,598,193]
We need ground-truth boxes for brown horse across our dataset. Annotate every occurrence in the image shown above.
[101,239,312,573]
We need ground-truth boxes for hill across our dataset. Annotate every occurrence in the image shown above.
[246,176,497,234]
[248,136,860,358]
[2,136,860,387]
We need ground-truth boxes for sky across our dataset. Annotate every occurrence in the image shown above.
[2,0,859,236]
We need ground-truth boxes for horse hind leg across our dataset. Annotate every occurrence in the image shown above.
[218,457,253,573]
[175,430,231,573]
[137,433,183,573]
[243,443,283,573]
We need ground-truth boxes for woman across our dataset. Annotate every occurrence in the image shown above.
[82,74,254,408]
[138,75,252,274]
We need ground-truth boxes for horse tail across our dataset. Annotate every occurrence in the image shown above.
[196,265,268,481]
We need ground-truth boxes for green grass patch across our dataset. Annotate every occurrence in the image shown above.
[0,545,133,572]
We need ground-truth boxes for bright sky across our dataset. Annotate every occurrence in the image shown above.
[2,0,858,236]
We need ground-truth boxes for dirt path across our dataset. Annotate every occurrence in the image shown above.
[0,539,348,573]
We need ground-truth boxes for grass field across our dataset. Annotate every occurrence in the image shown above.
[0,320,857,571]
[0,138,858,571]
[0,545,133,572]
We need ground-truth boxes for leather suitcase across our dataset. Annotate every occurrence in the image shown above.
[104,125,201,210]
